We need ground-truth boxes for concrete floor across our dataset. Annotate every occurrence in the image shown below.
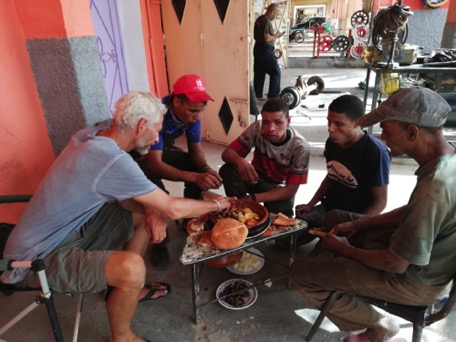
[1,67,455,342]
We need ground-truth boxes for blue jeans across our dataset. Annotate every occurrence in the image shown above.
[253,43,281,98]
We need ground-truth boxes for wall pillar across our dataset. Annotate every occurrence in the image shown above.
[15,0,109,156]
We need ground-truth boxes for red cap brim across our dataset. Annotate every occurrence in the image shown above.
[185,91,214,103]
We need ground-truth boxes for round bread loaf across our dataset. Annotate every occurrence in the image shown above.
[211,218,248,249]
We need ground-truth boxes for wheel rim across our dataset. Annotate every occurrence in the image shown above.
[333,36,350,52]
[351,10,369,28]
[319,36,333,52]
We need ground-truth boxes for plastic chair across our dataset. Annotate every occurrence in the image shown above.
[0,195,84,342]
[306,275,456,342]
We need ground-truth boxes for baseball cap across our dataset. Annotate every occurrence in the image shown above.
[358,87,451,128]
[172,74,214,103]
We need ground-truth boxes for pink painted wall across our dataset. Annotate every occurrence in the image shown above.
[447,0,456,23]
[376,0,449,10]
[0,0,94,223]
[0,1,54,223]
[14,0,94,39]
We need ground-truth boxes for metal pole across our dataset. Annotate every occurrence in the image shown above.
[32,260,64,342]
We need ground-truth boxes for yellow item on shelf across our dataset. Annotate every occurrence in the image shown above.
[379,73,399,94]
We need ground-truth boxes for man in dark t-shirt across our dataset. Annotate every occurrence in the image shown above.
[253,3,284,99]
[292,94,391,247]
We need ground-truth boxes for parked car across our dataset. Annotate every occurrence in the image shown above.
[289,16,326,43]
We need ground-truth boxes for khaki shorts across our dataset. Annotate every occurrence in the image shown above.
[18,202,133,294]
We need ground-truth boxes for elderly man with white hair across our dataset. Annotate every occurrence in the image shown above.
[1,91,231,342]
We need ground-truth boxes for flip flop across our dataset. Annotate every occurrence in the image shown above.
[344,333,371,342]
[139,282,171,302]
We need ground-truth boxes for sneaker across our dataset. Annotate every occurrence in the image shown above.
[151,244,170,270]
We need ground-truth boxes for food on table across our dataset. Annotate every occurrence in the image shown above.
[211,218,248,249]
[232,251,262,273]
[186,218,205,236]
[273,212,298,226]
[261,224,288,236]
[216,203,260,227]
[219,280,250,308]
[308,229,327,238]
[194,231,215,248]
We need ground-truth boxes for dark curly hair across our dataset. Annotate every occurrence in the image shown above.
[261,98,290,118]
[328,94,364,121]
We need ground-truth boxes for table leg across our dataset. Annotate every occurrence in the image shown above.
[287,233,298,289]
[191,263,202,324]
[367,72,381,134]
[363,67,371,112]
[371,72,381,111]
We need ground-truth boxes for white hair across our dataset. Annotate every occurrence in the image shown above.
[111,91,166,132]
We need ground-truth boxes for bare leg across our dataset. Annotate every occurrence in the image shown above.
[123,212,169,299]
[105,214,155,342]
[123,212,150,256]
[105,251,147,342]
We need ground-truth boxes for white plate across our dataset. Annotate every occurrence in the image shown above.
[216,279,258,310]
[226,248,265,275]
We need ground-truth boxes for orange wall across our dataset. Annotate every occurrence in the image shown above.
[447,0,456,23]
[14,0,94,39]
[0,1,55,223]
[0,0,95,223]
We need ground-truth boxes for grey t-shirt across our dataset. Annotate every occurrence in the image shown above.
[2,126,156,283]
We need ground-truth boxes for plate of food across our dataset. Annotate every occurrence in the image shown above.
[210,199,269,228]
[226,248,265,275]
[216,278,258,310]
[246,216,271,238]
[261,212,304,237]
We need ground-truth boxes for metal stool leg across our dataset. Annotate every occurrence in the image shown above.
[72,293,84,342]
[33,260,64,342]
[0,260,64,342]
[306,291,340,341]
[411,322,423,342]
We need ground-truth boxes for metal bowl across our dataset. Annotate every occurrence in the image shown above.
[216,279,258,310]
[204,252,243,268]
[209,199,269,230]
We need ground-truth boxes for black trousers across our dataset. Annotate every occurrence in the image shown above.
[219,163,294,217]
[138,148,202,200]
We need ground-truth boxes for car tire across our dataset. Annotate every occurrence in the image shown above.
[280,87,301,109]
[307,76,325,95]
[295,32,305,44]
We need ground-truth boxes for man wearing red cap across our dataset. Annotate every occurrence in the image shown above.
[138,74,223,269]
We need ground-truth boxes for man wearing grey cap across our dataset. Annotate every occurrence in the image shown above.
[291,88,456,342]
